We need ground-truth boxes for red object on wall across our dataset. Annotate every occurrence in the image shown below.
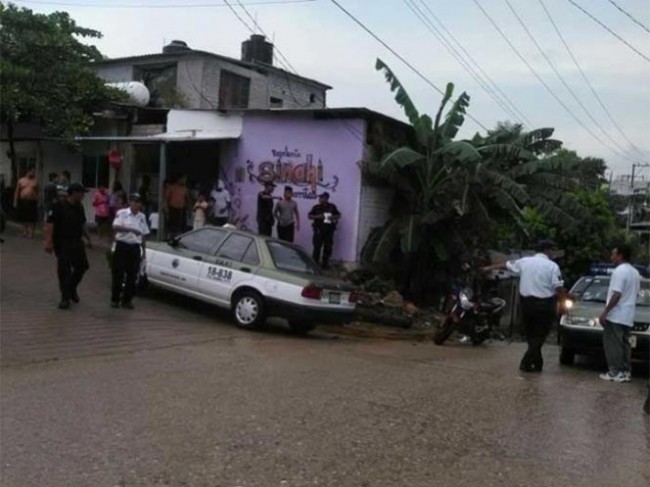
[108,149,123,170]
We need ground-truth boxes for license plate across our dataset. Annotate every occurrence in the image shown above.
[629,335,637,348]
[328,292,341,304]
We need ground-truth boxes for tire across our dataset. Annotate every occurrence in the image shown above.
[232,290,266,329]
[471,327,490,346]
[559,346,576,365]
[289,321,316,335]
[434,318,456,345]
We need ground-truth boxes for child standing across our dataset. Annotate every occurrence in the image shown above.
[193,194,209,230]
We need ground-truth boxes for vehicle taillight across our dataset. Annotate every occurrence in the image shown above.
[301,285,322,300]
[349,291,359,303]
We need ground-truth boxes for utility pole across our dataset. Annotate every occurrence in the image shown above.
[627,163,650,234]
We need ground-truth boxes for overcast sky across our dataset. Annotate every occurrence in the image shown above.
[12,0,650,177]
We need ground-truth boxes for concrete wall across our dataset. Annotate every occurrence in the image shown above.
[268,71,326,109]
[356,183,393,261]
[221,114,366,263]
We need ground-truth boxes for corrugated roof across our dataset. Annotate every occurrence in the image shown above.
[94,49,332,90]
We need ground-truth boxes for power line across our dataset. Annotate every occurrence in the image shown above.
[328,0,489,131]
[472,0,642,163]
[605,0,650,35]
[504,0,643,164]
[538,0,646,160]
[403,0,524,125]
[565,0,650,63]
[418,0,533,128]
[13,0,316,8]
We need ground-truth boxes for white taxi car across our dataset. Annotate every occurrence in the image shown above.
[145,226,358,333]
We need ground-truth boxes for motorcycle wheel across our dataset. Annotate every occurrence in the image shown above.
[434,318,456,345]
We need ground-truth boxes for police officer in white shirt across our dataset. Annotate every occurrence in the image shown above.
[111,193,150,309]
[598,244,640,383]
[483,240,567,373]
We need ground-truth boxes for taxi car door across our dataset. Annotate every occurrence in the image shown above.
[152,228,227,294]
[199,233,261,304]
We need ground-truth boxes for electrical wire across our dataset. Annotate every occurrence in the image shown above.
[538,0,646,160]
[403,0,523,124]
[605,0,650,35]
[328,0,489,131]
[12,0,316,8]
[504,0,643,164]
[418,0,533,128]
[473,0,643,163]
[565,0,650,63]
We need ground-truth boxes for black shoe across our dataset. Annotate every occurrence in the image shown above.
[58,300,70,310]
[121,301,134,310]
[110,301,119,308]
[519,364,542,373]
[70,291,80,304]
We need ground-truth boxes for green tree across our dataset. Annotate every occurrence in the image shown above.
[0,3,119,183]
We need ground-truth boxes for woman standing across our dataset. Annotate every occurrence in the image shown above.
[109,181,125,221]
[92,186,111,238]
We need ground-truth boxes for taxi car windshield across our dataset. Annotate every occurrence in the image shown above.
[267,241,321,276]
[572,276,650,307]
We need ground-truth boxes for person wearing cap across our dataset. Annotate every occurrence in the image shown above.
[257,181,278,236]
[44,183,92,310]
[482,240,567,373]
[274,186,300,242]
[308,192,341,269]
[110,193,150,309]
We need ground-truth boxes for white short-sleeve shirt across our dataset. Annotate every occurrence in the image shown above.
[113,208,150,245]
[506,253,563,299]
[607,263,641,327]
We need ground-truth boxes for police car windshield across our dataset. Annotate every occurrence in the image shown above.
[267,241,321,276]
[572,277,650,306]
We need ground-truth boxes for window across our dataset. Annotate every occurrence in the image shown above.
[270,97,283,108]
[267,241,320,275]
[242,241,260,266]
[134,63,178,108]
[215,234,255,262]
[177,228,227,254]
[82,155,109,189]
[219,70,250,109]
[309,93,317,103]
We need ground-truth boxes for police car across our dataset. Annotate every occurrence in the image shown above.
[558,264,650,365]
[144,226,357,333]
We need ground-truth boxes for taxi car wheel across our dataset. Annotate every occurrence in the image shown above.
[559,346,576,365]
[232,290,266,329]
[289,321,316,335]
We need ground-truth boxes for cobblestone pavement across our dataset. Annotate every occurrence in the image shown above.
[1,230,649,487]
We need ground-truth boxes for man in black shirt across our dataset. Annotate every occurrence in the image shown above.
[257,181,277,236]
[43,173,60,217]
[308,192,341,269]
[44,183,92,309]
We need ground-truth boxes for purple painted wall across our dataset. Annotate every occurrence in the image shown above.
[221,114,366,262]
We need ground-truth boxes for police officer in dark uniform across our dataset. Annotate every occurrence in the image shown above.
[44,183,92,310]
[308,192,341,269]
[256,181,277,236]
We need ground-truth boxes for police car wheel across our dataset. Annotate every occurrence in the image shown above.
[232,290,266,329]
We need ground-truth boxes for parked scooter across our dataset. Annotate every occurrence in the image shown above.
[434,282,506,346]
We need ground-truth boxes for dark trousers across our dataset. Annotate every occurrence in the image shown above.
[167,207,185,237]
[277,223,295,242]
[313,226,335,267]
[603,320,631,374]
[55,242,89,301]
[258,220,273,237]
[111,241,141,304]
[519,296,556,371]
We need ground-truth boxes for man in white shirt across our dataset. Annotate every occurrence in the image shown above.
[210,180,231,226]
[111,193,150,309]
[598,244,640,383]
[482,240,567,373]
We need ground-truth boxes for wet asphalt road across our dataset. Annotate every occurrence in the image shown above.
[1,233,649,487]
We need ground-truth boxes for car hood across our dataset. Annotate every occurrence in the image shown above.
[569,301,650,322]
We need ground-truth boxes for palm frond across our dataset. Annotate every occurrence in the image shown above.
[375,147,426,179]
[439,90,470,141]
[516,127,555,147]
[479,168,530,204]
[376,58,420,126]
[477,144,535,162]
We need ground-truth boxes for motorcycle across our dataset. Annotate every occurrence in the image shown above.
[434,284,506,346]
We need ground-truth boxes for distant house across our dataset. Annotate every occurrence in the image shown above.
[93,36,331,111]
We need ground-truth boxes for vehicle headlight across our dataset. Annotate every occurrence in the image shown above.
[459,292,473,310]
[563,315,599,327]
[564,299,574,310]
